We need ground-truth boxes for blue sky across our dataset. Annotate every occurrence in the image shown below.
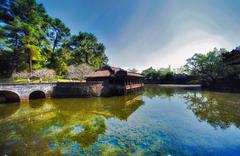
[37,0,240,71]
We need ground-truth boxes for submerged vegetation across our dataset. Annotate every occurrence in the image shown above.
[0,94,144,155]
[0,86,240,155]
[0,0,108,80]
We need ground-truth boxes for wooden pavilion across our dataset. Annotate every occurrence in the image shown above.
[86,66,144,96]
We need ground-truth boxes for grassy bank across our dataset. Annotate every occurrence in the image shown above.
[0,78,84,83]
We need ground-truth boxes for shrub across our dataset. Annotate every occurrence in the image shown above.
[12,71,29,80]
[31,68,56,80]
[65,63,94,80]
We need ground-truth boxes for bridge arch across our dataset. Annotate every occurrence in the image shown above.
[0,90,21,103]
[29,90,46,100]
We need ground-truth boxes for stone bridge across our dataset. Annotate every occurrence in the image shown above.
[0,82,103,103]
[0,83,56,102]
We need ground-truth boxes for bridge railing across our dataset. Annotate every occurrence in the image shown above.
[0,82,56,86]
[0,82,102,87]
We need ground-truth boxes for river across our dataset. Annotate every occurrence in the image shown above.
[0,84,240,155]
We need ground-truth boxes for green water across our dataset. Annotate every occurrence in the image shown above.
[0,85,240,156]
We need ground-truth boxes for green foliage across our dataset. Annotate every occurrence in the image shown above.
[0,0,108,78]
[47,48,72,75]
[142,66,175,81]
[0,0,50,73]
[184,48,226,84]
[48,18,70,53]
[67,32,108,70]
[142,67,159,79]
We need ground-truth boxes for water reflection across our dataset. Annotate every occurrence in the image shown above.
[0,93,144,155]
[144,84,201,99]
[183,91,240,129]
[29,99,45,108]
[144,85,175,99]
[0,103,20,119]
[144,85,240,130]
[52,95,144,121]
[1,85,240,155]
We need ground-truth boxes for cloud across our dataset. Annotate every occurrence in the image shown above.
[107,1,240,71]
[108,23,235,71]
[38,0,240,71]
[147,29,233,69]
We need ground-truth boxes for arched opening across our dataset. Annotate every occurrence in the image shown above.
[29,91,46,100]
[0,91,21,103]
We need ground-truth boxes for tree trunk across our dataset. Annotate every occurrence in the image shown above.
[85,53,89,64]
[29,50,32,76]
[52,32,59,53]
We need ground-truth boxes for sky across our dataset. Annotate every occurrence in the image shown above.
[37,0,240,71]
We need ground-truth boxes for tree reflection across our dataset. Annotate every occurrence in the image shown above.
[183,91,240,129]
[144,84,240,130]
[0,93,144,155]
[29,99,45,108]
[144,84,199,99]
[52,93,144,120]
[144,85,175,99]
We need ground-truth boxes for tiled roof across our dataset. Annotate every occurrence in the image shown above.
[87,70,111,78]
[127,72,144,77]
[87,66,144,78]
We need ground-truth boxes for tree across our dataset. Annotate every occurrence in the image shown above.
[67,32,108,69]
[142,66,175,81]
[48,18,70,53]
[46,18,71,74]
[0,0,49,74]
[47,47,72,75]
[65,63,93,80]
[31,68,56,80]
[0,0,108,79]
[142,67,159,79]
[184,48,225,85]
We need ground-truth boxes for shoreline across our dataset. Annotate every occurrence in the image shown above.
[144,83,240,93]
[144,84,201,87]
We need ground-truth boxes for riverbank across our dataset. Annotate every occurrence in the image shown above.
[0,78,83,83]
[144,82,240,93]
[148,84,201,87]
[202,79,240,93]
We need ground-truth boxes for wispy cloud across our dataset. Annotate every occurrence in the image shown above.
[38,0,240,70]
[107,0,240,70]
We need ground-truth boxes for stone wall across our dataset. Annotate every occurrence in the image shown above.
[51,82,104,98]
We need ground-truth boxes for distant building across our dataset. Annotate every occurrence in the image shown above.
[86,66,144,96]
[223,50,240,76]
[223,50,240,66]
